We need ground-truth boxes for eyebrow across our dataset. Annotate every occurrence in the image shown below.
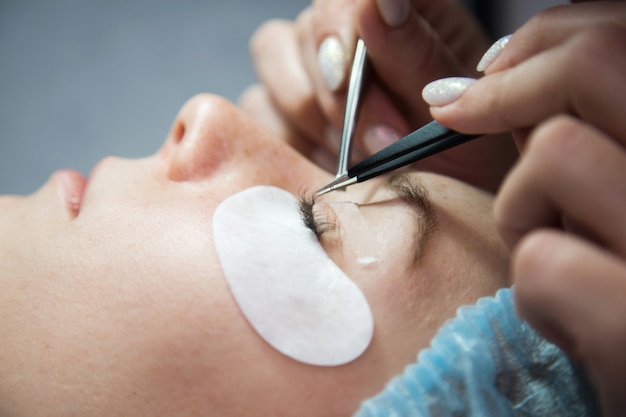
[386,173,438,265]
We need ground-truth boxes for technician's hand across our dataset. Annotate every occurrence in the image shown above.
[240,0,517,192]
[420,3,626,416]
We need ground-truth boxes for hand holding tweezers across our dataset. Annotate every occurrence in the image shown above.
[315,40,482,196]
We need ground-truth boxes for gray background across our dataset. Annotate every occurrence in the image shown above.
[0,0,563,194]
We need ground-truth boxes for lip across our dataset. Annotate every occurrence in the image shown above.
[53,169,87,218]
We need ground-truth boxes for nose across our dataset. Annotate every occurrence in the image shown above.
[161,94,327,191]
[163,94,239,181]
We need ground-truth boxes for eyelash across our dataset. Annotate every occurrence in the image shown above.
[298,194,336,239]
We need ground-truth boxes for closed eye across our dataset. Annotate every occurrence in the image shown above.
[298,194,336,239]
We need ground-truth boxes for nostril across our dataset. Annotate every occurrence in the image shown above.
[165,93,258,182]
[172,121,185,144]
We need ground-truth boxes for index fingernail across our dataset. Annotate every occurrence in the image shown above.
[318,36,348,91]
[476,35,511,72]
[422,77,476,107]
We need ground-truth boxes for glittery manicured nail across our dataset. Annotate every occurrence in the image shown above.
[318,36,348,91]
[422,77,476,107]
[376,0,410,28]
[476,35,511,72]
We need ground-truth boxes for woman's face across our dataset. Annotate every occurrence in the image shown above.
[0,95,510,417]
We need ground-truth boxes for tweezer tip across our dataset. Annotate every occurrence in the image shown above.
[315,185,343,197]
[315,187,332,197]
[314,175,356,196]
[314,183,339,197]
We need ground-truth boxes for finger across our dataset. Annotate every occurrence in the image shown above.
[429,24,626,143]
[238,84,336,174]
[495,115,626,257]
[304,0,485,132]
[297,0,412,160]
[237,84,315,157]
[350,0,505,171]
[487,2,626,74]
[297,2,349,130]
[356,0,488,125]
[352,81,409,160]
[250,17,327,144]
[513,230,626,416]
[311,0,358,92]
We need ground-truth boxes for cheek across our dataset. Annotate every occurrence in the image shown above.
[349,259,443,381]
[434,205,510,294]
[103,273,252,413]
[0,201,265,414]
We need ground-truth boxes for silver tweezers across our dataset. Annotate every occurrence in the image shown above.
[315,41,481,197]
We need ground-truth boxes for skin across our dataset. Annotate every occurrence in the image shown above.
[0,94,509,417]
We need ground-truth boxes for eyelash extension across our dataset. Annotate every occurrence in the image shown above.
[298,194,336,239]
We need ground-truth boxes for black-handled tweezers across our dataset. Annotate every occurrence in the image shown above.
[315,120,481,196]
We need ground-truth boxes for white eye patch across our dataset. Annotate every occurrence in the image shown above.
[213,186,374,366]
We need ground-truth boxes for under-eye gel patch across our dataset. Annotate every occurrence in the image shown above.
[213,185,374,366]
